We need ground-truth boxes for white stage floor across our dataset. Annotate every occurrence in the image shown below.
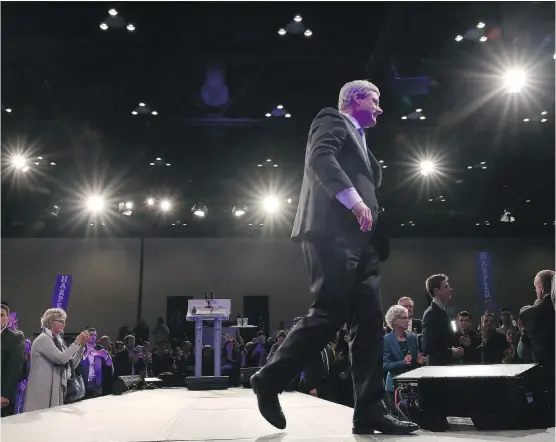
[2,388,554,442]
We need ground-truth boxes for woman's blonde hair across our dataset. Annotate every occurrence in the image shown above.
[40,308,67,329]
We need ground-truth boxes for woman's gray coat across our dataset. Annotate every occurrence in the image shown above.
[24,329,84,412]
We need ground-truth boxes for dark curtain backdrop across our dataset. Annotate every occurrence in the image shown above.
[1,237,553,339]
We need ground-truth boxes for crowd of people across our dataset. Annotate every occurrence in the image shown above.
[1,269,554,430]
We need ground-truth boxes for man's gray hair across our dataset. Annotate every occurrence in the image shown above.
[338,80,380,111]
[40,308,67,329]
[398,296,414,305]
[385,305,408,330]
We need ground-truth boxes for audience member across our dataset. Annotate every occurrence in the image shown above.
[113,335,144,377]
[382,305,425,416]
[422,274,463,366]
[397,297,422,333]
[478,312,508,364]
[453,311,481,364]
[1,304,25,417]
[151,317,170,344]
[497,308,515,335]
[133,319,150,345]
[81,328,113,397]
[24,308,88,412]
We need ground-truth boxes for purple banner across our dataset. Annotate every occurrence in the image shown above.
[51,275,73,310]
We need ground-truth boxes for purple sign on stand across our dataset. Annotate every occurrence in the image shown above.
[51,275,73,310]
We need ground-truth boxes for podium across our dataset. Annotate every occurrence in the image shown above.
[186,304,230,377]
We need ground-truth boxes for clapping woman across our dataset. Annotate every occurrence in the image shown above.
[24,308,88,412]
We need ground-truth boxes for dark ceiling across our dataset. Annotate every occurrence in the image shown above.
[1,2,555,238]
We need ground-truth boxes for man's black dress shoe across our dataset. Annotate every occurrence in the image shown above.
[353,413,419,435]
[250,373,286,430]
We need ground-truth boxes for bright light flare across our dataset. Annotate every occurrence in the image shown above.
[262,196,280,213]
[160,200,172,212]
[419,160,437,176]
[11,155,27,170]
[146,197,155,206]
[503,69,526,94]
[86,195,105,212]
[234,209,246,217]
[193,210,205,217]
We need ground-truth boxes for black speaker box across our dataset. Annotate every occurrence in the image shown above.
[158,372,188,388]
[395,364,550,430]
[240,367,260,387]
[187,376,229,391]
[113,375,144,395]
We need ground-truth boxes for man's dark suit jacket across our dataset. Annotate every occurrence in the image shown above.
[422,301,456,366]
[291,107,389,259]
[410,318,422,334]
[113,350,146,378]
[1,328,25,402]
[520,294,555,370]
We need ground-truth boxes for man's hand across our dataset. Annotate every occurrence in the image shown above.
[403,354,413,365]
[1,397,9,407]
[352,201,373,232]
[416,353,426,365]
[452,347,464,358]
[309,389,318,397]
[459,335,471,347]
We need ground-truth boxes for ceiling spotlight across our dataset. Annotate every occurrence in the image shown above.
[482,166,487,169]
[273,164,279,167]
[138,102,146,107]
[149,162,155,166]
[276,105,283,110]
[467,166,472,169]
[500,210,515,223]
[86,195,105,213]
[419,116,426,120]
[541,118,547,123]
[257,164,263,167]
[415,108,422,113]
[541,111,547,115]
[285,113,291,118]
[50,162,56,166]
[125,201,133,209]
[100,23,108,31]
[262,196,280,213]
[455,35,464,42]
[419,160,436,176]
[265,113,271,117]
[232,205,247,217]
[192,203,207,217]
[401,116,407,120]
[479,36,488,42]
[523,118,530,122]
[160,200,172,212]
[503,69,526,93]
[278,28,286,36]
[294,15,302,22]
[5,108,12,113]
[11,155,27,170]
[131,111,138,115]
[304,29,313,37]
[266,158,272,162]
[108,8,118,16]
[126,24,135,32]
[156,157,162,161]
[477,22,485,28]
[287,198,292,204]
[166,163,171,166]
[151,111,158,115]
[146,197,155,206]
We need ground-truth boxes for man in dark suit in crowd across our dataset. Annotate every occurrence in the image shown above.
[421,274,463,366]
[453,311,481,364]
[250,80,417,435]
[398,297,422,334]
[520,270,555,425]
[1,304,25,417]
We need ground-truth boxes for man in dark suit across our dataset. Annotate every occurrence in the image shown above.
[1,304,25,417]
[397,297,422,334]
[421,274,463,366]
[520,270,555,425]
[250,80,417,435]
